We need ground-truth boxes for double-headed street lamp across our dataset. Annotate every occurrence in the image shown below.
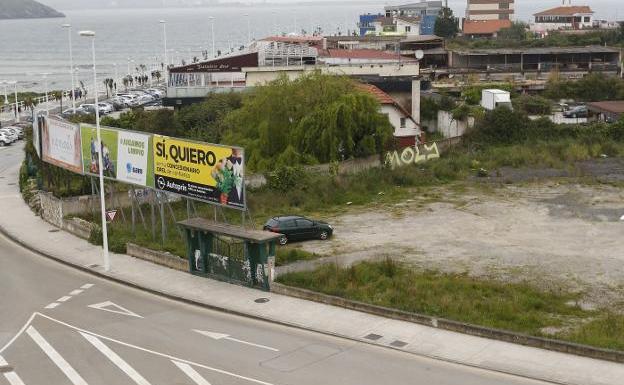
[79,30,110,273]
[41,73,50,113]
[62,24,77,113]
[159,20,168,69]
[209,16,216,58]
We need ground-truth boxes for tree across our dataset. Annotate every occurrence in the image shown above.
[498,21,529,41]
[434,7,458,38]
[51,90,64,111]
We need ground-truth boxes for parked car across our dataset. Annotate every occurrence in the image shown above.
[136,94,155,105]
[263,216,333,245]
[98,102,114,114]
[0,128,18,143]
[108,97,127,110]
[0,131,10,146]
[4,126,24,139]
[145,88,165,98]
[61,107,90,118]
[563,105,588,118]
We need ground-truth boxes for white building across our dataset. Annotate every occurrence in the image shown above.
[371,16,421,36]
[531,5,594,35]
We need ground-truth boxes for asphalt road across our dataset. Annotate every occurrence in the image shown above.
[0,142,550,385]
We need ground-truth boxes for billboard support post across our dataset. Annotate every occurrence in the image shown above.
[81,30,110,273]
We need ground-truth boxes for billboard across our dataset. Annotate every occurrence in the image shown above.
[41,116,83,173]
[153,135,245,209]
[80,125,154,188]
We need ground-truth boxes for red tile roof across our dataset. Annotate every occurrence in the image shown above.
[321,49,401,60]
[357,83,395,105]
[534,6,594,17]
[587,101,624,114]
[463,19,512,35]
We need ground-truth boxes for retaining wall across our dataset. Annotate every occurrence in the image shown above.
[126,243,188,272]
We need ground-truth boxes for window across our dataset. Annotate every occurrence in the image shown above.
[296,219,314,227]
[405,26,411,33]
[281,220,296,229]
[499,2,509,9]
[400,117,406,128]
[584,16,590,23]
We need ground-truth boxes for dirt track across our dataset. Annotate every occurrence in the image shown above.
[300,181,624,308]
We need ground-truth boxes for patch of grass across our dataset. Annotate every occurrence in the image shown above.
[561,313,624,351]
[275,247,321,266]
[277,259,594,337]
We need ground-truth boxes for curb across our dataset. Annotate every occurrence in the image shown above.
[0,220,576,385]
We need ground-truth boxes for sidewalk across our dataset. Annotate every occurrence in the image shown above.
[1,151,623,385]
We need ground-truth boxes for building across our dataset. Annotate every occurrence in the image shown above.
[462,19,512,38]
[371,16,421,37]
[358,83,422,147]
[466,0,514,21]
[384,1,443,35]
[531,6,594,35]
[359,13,384,36]
[588,101,624,123]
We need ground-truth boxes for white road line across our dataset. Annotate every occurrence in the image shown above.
[36,313,274,385]
[44,303,60,309]
[0,313,37,354]
[173,361,212,385]
[57,296,72,303]
[26,326,88,385]
[80,284,94,289]
[81,333,151,385]
[4,372,27,385]
[0,354,8,367]
[69,290,83,296]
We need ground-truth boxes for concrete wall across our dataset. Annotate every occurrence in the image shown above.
[436,110,474,138]
[126,243,188,272]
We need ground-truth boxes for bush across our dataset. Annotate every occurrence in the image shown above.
[266,166,308,192]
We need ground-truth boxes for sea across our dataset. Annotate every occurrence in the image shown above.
[0,1,620,93]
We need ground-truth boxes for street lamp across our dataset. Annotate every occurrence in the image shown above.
[79,30,110,273]
[244,14,251,44]
[62,24,76,113]
[159,20,168,71]
[113,63,118,89]
[209,16,215,58]
[1,81,8,106]
[9,81,19,122]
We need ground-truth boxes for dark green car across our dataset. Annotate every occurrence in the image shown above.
[263,216,333,245]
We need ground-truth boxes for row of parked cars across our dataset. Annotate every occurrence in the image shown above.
[61,88,166,118]
[0,125,25,146]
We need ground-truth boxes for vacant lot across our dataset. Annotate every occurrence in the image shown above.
[299,182,624,309]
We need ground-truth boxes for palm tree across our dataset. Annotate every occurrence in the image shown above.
[153,71,162,85]
[22,96,38,120]
[122,76,130,91]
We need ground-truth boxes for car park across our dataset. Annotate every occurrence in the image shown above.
[136,94,155,105]
[61,107,90,118]
[98,102,114,114]
[145,88,165,98]
[4,126,24,139]
[263,216,333,245]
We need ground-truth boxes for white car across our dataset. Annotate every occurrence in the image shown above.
[0,132,10,146]
[136,94,155,105]
[0,128,17,143]
[98,102,114,114]
[145,88,165,98]
[5,126,24,139]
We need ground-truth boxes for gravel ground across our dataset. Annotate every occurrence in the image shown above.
[299,181,624,309]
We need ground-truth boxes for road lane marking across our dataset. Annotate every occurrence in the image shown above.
[0,313,37,354]
[57,296,72,303]
[44,284,93,311]
[193,330,279,352]
[36,312,275,385]
[26,326,88,385]
[81,333,151,385]
[44,303,60,309]
[173,361,212,385]
[69,290,83,296]
[4,372,27,385]
[88,301,143,318]
[80,284,94,289]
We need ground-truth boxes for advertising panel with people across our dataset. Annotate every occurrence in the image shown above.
[153,135,245,210]
[80,124,119,180]
[41,116,83,173]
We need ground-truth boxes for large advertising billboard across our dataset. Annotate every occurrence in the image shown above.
[80,124,154,188]
[153,135,245,209]
[41,116,83,173]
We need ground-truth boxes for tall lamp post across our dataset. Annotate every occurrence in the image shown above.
[244,14,251,44]
[62,24,76,113]
[209,16,216,58]
[1,81,8,106]
[41,73,50,113]
[79,30,110,272]
[10,81,19,122]
[159,20,168,70]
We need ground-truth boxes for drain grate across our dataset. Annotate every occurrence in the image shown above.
[254,298,270,304]
[390,340,408,348]
[364,333,383,341]
[86,263,99,268]
[7,183,15,186]
[48,229,60,233]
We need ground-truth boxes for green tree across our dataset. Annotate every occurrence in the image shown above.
[434,7,459,39]
[498,21,529,41]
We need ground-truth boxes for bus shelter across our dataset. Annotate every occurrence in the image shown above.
[178,218,281,291]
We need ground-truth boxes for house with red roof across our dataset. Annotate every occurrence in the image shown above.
[358,84,422,147]
[462,19,512,39]
[531,5,594,35]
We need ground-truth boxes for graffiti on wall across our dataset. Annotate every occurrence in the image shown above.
[385,142,441,169]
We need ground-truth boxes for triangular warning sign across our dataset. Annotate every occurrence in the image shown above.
[105,210,117,222]
[88,301,143,318]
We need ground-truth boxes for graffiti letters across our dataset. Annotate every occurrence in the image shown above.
[385,143,441,169]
